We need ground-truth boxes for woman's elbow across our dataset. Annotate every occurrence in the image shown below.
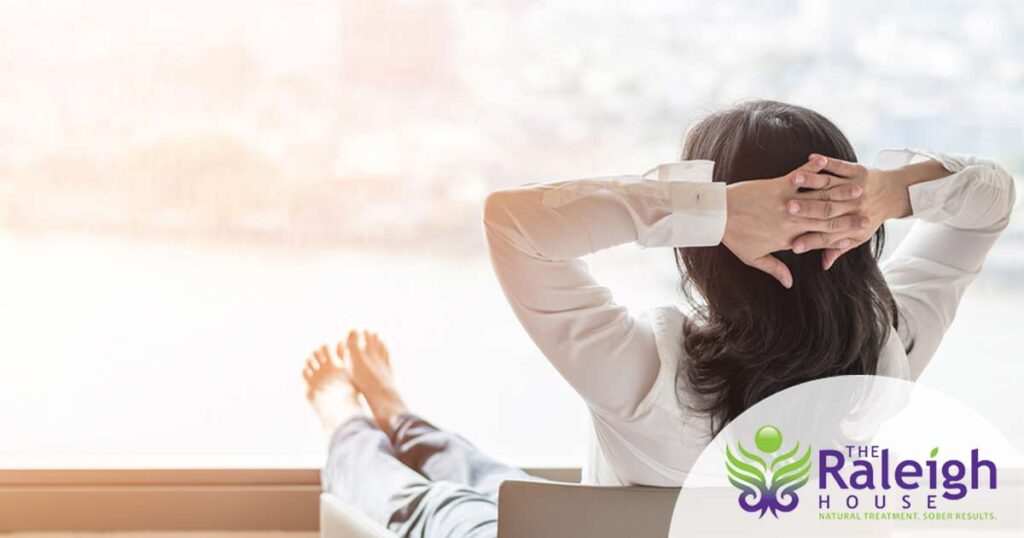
[991,162,1016,229]
[483,187,537,231]
[971,160,1017,230]
[482,188,531,253]
[482,186,556,260]
[482,189,512,228]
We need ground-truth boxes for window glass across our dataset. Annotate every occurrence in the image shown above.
[1,0,1021,467]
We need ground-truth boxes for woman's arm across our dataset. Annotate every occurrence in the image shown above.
[879,151,1015,378]
[786,151,1016,378]
[484,162,864,418]
[483,176,723,419]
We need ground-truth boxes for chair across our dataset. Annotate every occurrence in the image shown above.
[319,492,395,538]
[497,480,679,538]
[320,480,680,538]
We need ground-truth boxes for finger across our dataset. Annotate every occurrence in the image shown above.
[793,214,871,234]
[315,345,329,366]
[823,248,844,270]
[793,232,855,254]
[793,181,862,201]
[787,199,859,219]
[797,154,828,173]
[793,228,867,252]
[749,255,793,289]
[791,171,846,189]
[302,366,314,380]
[809,153,861,178]
[335,341,347,361]
[306,356,320,372]
[823,236,867,269]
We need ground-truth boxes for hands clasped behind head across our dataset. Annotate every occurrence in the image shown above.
[722,154,886,288]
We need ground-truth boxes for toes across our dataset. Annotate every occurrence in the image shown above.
[347,330,363,360]
[370,333,389,363]
[313,346,329,367]
[361,330,370,355]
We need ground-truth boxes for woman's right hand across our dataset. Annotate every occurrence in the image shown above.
[722,156,868,288]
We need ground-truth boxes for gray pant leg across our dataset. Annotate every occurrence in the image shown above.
[389,413,534,498]
[322,416,499,538]
[389,480,498,538]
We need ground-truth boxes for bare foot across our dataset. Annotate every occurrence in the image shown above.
[302,344,363,433]
[343,330,409,432]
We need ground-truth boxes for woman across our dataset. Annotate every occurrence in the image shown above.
[483,100,1015,485]
[309,100,1015,536]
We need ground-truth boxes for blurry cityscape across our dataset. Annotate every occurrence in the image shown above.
[0,0,1022,252]
[2,0,1023,464]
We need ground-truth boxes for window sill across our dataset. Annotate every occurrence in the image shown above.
[0,466,581,531]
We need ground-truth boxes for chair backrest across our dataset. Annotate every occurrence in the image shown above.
[497,480,680,538]
[320,493,395,538]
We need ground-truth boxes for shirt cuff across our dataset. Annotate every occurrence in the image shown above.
[873,148,959,220]
[907,175,957,219]
[668,181,727,247]
[874,148,961,173]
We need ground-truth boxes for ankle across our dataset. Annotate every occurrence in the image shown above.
[368,393,409,432]
[309,386,362,434]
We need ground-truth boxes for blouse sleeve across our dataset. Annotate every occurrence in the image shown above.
[877,149,1016,379]
[483,171,726,418]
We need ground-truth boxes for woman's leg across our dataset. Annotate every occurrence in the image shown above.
[322,416,500,537]
[388,413,533,498]
[303,344,500,537]
[345,330,533,498]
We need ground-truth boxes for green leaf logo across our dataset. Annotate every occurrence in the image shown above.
[726,425,812,518]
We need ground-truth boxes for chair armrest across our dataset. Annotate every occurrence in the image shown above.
[319,493,395,538]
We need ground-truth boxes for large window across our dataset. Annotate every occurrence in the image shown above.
[1,0,1022,471]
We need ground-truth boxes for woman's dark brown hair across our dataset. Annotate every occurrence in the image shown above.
[677,100,899,436]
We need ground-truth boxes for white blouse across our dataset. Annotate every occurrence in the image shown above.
[483,149,1016,486]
